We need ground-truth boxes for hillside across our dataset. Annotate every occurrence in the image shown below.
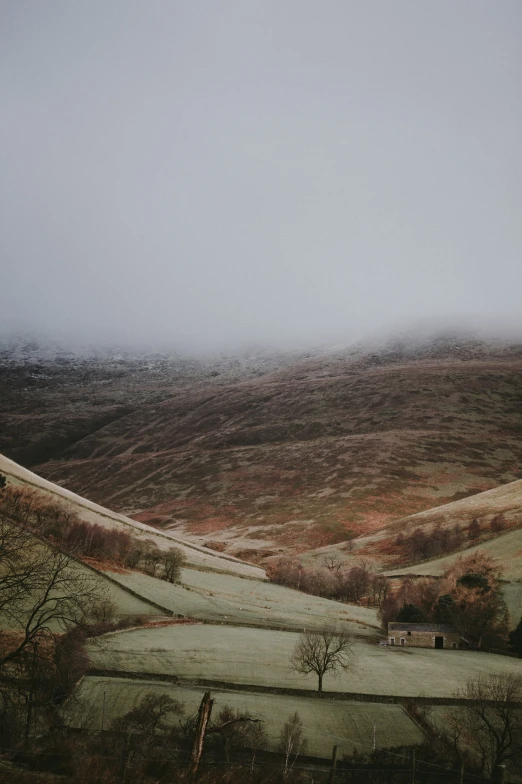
[0,453,264,579]
[1,331,521,560]
[337,475,522,567]
[3,452,521,767]
[0,451,379,635]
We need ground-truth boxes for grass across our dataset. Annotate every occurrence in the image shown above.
[87,625,522,699]
[105,566,380,634]
[78,565,166,620]
[67,675,425,758]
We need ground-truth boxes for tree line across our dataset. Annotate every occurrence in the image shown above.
[268,555,388,606]
[0,475,184,772]
[269,546,517,652]
[393,514,506,563]
[0,480,184,583]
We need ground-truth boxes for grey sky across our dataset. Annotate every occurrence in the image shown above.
[1,1,521,350]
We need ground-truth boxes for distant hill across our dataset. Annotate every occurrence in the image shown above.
[1,329,521,559]
[350,475,522,561]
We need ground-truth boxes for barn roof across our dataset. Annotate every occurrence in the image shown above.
[388,623,455,633]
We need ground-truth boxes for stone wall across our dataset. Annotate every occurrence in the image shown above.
[388,629,462,649]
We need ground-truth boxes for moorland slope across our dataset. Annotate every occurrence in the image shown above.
[1,331,521,559]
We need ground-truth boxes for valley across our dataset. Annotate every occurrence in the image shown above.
[1,332,522,780]
[1,333,521,561]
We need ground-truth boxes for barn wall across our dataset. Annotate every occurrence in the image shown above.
[387,630,462,649]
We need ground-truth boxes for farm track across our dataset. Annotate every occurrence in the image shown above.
[86,668,522,708]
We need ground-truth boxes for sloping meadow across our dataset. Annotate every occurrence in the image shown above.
[104,565,380,634]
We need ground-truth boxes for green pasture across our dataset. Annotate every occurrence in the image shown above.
[67,675,425,758]
[87,624,522,698]
[105,566,379,634]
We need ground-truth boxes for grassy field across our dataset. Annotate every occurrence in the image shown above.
[502,582,522,625]
[87,625,522,698]
[67,675,425,758]
[383,478,522,537]
[104,566,380,634]
[78,564,166,620]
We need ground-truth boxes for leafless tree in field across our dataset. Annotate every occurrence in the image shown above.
[290,626,355,692]
[323,554,343,573]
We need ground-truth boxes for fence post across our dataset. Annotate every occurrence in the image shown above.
[328,745,338,784]
[460,762,465,784]
[189,690,214,780]
[492,765,506,784]
[411,749,416,784]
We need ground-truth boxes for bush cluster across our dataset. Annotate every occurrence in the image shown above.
[268,557,388,606]
[379,553,509,649]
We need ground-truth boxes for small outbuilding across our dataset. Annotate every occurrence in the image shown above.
[387,623,468,650]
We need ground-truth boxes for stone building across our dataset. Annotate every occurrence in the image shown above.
[387,622,467,649]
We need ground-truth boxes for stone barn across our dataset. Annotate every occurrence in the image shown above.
[387,622,467,649]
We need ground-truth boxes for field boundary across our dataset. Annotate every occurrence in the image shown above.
[67,555,176,616]
[86,669,522,707]
[197,617,380,637]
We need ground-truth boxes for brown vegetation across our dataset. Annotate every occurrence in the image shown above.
[268,556,387,606]
[0,483,185,582]
[2,336,521,558]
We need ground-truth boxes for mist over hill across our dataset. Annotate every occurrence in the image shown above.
[1,327,521,561]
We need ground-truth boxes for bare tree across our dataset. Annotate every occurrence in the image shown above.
[278,711,307,778]
[244,718,268,772]
[162,547,185,583]
[141,541,163,577]
[290,627,355,692]
[111,692,184,782]
[0,517,104,669]
[443,673,522,777]
[208,705,263,764]
[323,555,343,573]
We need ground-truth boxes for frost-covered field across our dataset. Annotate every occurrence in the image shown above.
[68,675,425,758]
[88,625,522,698]
[86,570,165,619]
[503,581,522,625]
[105,567,380,634]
